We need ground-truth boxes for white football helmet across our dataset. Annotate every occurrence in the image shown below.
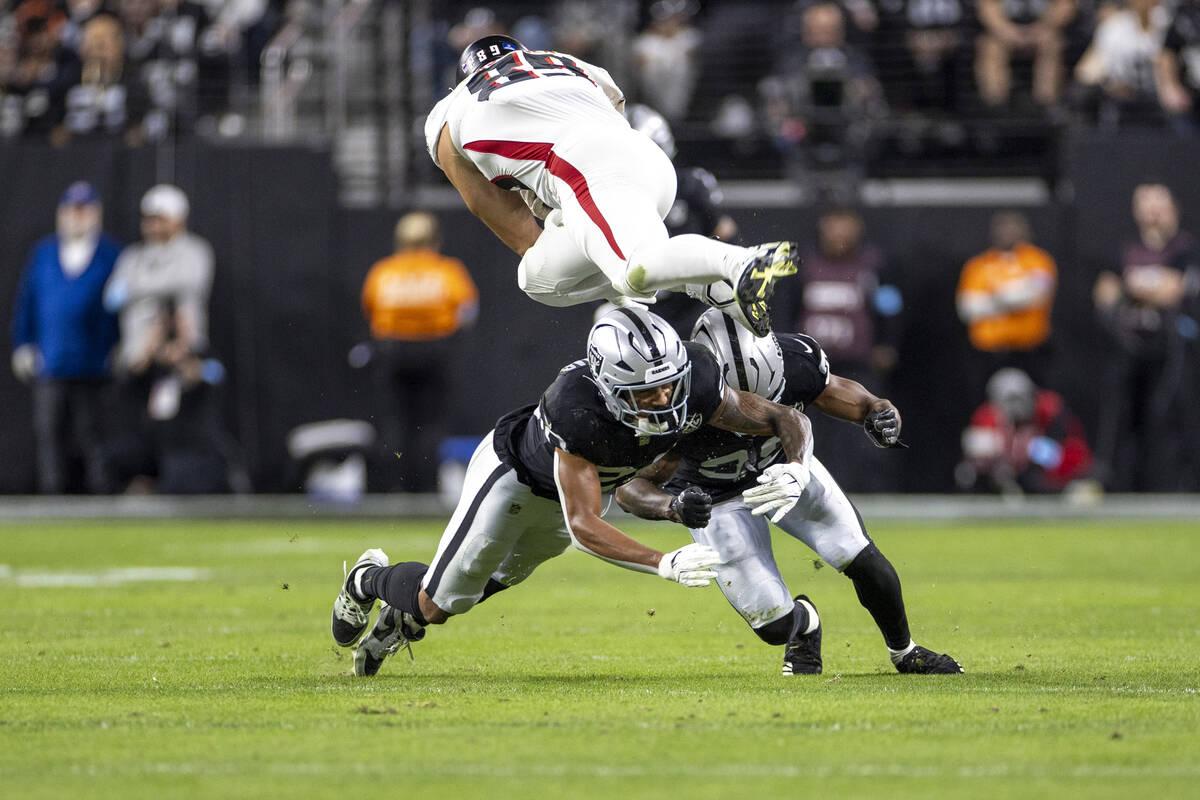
[588,306,692,435]
[626,103,677,159]
[691,307,785,401]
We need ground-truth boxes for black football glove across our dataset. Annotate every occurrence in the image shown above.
[864,407,907,449]
[669,486,713,528]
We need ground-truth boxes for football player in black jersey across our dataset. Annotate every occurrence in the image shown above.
[615,309,963,676]
[329,306,820,676]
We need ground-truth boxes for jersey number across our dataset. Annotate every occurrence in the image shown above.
[467,52,591,102]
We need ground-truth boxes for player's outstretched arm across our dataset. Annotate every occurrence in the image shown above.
[436,125,543,256]
[812,375,904,447]
[554,448,719,586]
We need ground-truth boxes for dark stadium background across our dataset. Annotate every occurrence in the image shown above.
[2,135,1196,493]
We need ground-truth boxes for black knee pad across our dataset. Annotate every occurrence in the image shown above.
[754,610,796,646]
[843,542,887,581]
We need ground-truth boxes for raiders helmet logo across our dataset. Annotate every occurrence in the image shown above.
[681,412,703,433]
[587,344,603,377]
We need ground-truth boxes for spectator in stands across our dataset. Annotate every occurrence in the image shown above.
[761,1,885,196]
[552,0,622,66]
[872,0,967,114]
[975,0,1076,113]
[58,0,103,55]
[632,0,700,124]
[1157,0,1200,136]
[103,184,232,493]
[773,206,903,492]
[360,212,479,493]
[10,181,121,494]
[1092,182,1200,491]
[0,3,79,139]
[1073,0,1169,128]
[955,367,1092,494]
[117,0,212,138]
[956,210,1057,397]
[56,12,152,146]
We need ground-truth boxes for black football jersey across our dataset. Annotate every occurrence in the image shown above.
[493,342,726,501]
[665,333,831,503]
[664,166,723,237]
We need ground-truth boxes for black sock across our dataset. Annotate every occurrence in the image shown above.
[359,562,429,627]
[753,597,814,646]
[478,578,509,604]
[843,543,911,651]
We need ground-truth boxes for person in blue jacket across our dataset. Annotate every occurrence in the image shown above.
[10,181,122,493]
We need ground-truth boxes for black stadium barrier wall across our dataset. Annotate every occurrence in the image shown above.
[1,134,1198,493]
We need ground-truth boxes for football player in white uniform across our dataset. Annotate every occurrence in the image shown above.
[425,34,797,336]
[615,309,963,675]
[329,307,820,676]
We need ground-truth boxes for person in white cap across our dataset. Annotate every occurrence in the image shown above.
[103,184,226,492]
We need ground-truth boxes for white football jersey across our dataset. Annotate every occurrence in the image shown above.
[424,50,628,206]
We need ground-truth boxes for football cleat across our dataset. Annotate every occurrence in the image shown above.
[354,603,427,677]
[331,548,388,647]
[895,645,964,675]
[782,594,822,676]
[733,242,800,336]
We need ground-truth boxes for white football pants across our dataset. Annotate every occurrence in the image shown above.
[517,128,749,307]
[422,432,573,615]
[689,458,871,629]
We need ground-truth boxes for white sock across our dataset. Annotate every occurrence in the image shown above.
[889,640,916,664]
[625,234,748,293]
[351,566,371,602]
[795,597,820,635]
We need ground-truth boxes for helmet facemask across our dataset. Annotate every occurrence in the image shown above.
[607,364,692,436]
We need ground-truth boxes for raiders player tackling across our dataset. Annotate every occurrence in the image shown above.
[329,307,819,676]
[615,309,963,675]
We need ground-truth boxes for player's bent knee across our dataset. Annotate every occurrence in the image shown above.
[418,589,451,625]
[753,609,796,646]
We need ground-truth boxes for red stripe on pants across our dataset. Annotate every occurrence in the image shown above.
[462,139,625,261]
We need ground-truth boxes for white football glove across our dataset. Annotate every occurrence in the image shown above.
[657,543,722,587]
[11,344,41,383]
[742,461,811,523]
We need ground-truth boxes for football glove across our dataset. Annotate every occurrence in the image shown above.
[10,344,40,383]
[657,543,722,587]
[668,486,712,528]
[864,406,906,448]
[742,461,811,523]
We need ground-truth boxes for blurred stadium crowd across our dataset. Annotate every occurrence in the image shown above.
[3,0,1199,498]
[2,0,1199,180]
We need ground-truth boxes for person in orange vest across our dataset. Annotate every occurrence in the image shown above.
[956,210,1057,400]
[360,212,479,492]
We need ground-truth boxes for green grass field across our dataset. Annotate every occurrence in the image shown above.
[1,516,1198,799]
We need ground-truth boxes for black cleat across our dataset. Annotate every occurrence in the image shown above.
[734,242,800,336]
[895,645,964,674]
[331,548,387,647]
[782,595,822,675]
[354,603,427,677]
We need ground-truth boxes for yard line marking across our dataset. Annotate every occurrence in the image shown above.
[0,566,211,588]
